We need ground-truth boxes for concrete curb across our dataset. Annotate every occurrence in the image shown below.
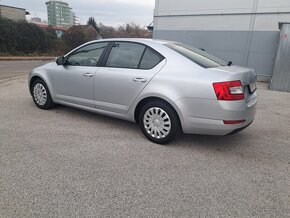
[0,57,55,61]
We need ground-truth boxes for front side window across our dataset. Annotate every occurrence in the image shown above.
[66,42,108,66]
[165,43,227,68]
[106,42,146,69]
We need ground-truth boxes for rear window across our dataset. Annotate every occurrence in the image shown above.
[165,43,227,68]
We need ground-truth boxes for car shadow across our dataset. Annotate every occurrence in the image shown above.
[47,104,252,153]
[53,104,139,131]
[174,133,249,149]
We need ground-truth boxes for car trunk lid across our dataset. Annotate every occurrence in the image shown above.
[210,65,257,102]
[212,65,257,85]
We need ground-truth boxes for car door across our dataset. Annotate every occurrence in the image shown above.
[94,41,165,114]
[53,42,108,108]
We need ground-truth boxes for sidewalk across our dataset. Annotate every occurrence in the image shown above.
[0,56,55,61]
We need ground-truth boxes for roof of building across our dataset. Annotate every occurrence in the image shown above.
[0,4,25,10]
[0,4,30,15]
[279,22,290,29]
[45,0,69,6]
[35,23,68,31]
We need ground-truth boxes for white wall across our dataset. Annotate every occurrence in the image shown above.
[155,0,255,15]
[154,0,290,31]
[153,0,290,80]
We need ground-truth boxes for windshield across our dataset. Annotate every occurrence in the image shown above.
[165,43,227,68]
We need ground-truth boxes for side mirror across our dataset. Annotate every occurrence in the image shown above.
[56,56,65,65]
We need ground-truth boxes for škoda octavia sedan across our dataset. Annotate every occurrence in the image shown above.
[29,39,257,144]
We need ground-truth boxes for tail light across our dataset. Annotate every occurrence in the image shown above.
[213,80,244,101]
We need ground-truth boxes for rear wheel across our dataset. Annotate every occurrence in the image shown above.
[31,79,55,110]
[139,100,181,144]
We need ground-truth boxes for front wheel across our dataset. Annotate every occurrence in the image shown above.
[31,79,55,110]
[139,100,181,144]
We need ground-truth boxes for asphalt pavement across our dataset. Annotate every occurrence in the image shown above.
[0,60,51,80]
[0,61,289,217]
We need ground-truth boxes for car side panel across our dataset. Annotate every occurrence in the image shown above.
[94,59,167,114]
[52,65,97,108]
[28,62,55,98]
[128,53,257,135]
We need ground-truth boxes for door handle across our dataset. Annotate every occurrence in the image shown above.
[83,73,94,77]
[133,78,147,83]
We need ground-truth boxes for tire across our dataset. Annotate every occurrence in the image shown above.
[31,79,55,110]
[139,100,181,144]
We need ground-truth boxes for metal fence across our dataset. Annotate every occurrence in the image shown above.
[270,23,290,92]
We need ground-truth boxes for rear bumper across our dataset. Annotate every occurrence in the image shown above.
[180,115,255,135]
[227,120,254,135]
[175,94,257,135]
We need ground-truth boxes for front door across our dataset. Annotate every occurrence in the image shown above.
[53,42,108,108]
[53,65,97,107]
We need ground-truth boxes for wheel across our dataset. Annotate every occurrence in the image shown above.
[139,100,181,144]
[31,79,55,110]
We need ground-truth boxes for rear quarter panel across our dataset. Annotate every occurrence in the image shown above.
[129,45,257,131]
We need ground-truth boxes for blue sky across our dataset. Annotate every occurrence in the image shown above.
[0,0,155,27]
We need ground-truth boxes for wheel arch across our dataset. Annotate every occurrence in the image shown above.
[134,96,183,130]
[29,76,43,95]
[29,75,53,97]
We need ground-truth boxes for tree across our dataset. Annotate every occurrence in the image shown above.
[45,26,57,46]
[93,22,152,39]
[44,26,64,55]
[62,26,94,51]
[0,18,18,53]
[0,18,48,55]
[15,21,48,53]
[98,23,117,39]
[115,22,152,38]
[87,17,99,32]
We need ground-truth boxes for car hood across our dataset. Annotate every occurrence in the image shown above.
[37,62,56,69]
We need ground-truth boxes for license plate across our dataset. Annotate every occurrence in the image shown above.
[249,83,257,93]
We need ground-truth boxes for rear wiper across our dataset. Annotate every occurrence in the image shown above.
[227,61,232,66]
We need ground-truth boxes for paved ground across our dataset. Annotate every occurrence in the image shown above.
[0,62,290,217]
[0,61,51,80]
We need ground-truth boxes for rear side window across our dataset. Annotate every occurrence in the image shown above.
[165,43,227,68]
[139,48,164,70]
[106,42,145,69]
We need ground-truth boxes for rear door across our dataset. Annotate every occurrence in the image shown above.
[94,41,165,114]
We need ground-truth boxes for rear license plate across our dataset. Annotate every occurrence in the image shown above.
[249,83,257,93]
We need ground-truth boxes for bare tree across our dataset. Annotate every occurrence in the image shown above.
[97,22,152,39]
[98,23,117,39]
[116,22,152,38]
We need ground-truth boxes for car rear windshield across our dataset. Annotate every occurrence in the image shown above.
[165,43,227,68]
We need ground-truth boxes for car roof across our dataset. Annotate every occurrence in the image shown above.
[64,38,179,58]
[88,38,176,46]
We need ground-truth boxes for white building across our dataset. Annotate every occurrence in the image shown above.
[153,0,290,81]
[46,0,76,28]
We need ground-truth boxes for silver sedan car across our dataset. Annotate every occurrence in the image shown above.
[28,38,257,144]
